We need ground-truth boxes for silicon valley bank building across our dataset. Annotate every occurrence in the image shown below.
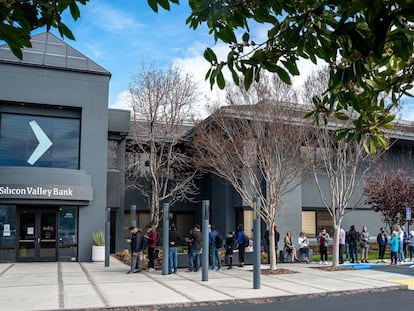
[0,33,129,262]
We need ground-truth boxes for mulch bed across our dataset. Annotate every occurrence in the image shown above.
[310,266,354,271]
[260,268,299,275]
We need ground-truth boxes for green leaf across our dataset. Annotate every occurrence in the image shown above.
[335,112,349,120]
[229,67,240,86]
[217,26,237,43]
[376,135,388,149]
[304,111,314,119]
[244,67,253,90]
[217,71,225,89]
[69,3,81,20]
[204,48,217,63]
[157,0,171,11]
[275,65,291,84]
[59,23,75,40]
[148,0,158,12]
[337,130,349,142]
[242,32,249,43]
[281,59,299,76]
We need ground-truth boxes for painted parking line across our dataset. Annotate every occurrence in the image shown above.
[390,279,414,290]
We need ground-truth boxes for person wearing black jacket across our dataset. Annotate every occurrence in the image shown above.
[126,226,143,273]
[348,225,359,263]
[264,225,280,264]
[168,223,181,274]
[377,227,388,263]
[225,231,235,269]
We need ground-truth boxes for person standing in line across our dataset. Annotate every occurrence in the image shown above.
[339,227,346,264]
[208,224,222,271]
[186,224,201,272]
[126,226,143,274]
[345,229,350,262]
[348,225,359,263]
[225,231,235,269]
[168,223,181,274]
[145,224,157,271]
[396,224,405,262]
[317,227,330,265]
[389,231,399,266]
[402,226,408,258]
[359,226,370,263]
[409,230,414,262]
[376,227,388,263]
[264,225,280,264]
[298,232,310,263]
[236,224,247,267]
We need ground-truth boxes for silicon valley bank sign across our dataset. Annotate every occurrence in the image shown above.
[0,185,93,201]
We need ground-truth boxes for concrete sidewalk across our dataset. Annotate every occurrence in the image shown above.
[0,258,411,311]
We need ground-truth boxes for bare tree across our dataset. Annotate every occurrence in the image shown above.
[302,68,382,267]
[127,62,199,228]
[192,75,306,270]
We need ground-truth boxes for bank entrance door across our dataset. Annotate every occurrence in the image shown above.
[17,207,58,262]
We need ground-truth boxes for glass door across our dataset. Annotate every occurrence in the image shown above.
[17,207,58,262]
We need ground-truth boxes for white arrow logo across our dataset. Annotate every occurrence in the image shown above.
[27,120,53,165]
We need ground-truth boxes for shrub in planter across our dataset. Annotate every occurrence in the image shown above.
[92,231,105,262]
[93,231,105,246]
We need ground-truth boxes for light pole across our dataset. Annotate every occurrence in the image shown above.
[162,203,169,276]
[105,207,110,267]
[253,196,261,289]
[202,200,209,281]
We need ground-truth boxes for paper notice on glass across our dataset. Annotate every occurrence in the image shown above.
[27,227,34,235]
[3,224,11,236]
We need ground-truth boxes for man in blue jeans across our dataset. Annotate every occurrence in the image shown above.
[186,224,201,272]
[168,223,181,274]
[208,224,222,271]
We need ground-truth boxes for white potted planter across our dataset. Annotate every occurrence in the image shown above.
[92,231,105,262]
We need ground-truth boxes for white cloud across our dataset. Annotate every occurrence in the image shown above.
[109,91,132,111]
[85,2,144,34]
[172,42,231,117]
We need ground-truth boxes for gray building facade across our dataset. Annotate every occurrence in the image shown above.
[0,33,129,262]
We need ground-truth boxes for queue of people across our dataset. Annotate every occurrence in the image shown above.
[125,222,414,274]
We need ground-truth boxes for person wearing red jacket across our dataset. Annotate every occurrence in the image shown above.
[145,224,157,271]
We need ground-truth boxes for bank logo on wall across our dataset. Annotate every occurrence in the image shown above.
[0,113,80,169]
[27,120,53,165]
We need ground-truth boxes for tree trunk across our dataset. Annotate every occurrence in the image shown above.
[332,223,340,267]
[151,189,160,228]
[269,227,277,270]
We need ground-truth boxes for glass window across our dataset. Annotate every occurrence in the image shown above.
[59,206,78,261]
[302,211,316,238]
[0,113,80,169]
[0,205,17,262]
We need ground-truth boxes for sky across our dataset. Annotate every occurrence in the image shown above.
[29,0,414,120]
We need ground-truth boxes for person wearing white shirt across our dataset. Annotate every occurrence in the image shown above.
[298,232,310,263]
[339,227,346,264]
